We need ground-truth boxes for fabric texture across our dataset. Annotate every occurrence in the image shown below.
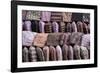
[46,33,63,46]
[31,20,39,32]
[22,10,27,20]
[83,23,89,34]
[83,13,90,22]
[52,21,59,32]
[29,46,37,62]
[26,11,40,20]
[81,34,90,49]
[43,46,49,61]
[33,33,48,47]
[22,47,29,62]
[62,12,72,22]
[24,21,32,31]
[71,13,83,21]
[44,22,52,33]
[56,45,63,60]
[71,21,77,32]
[69,32,83,45]
[65,23,72,32]
[35,47,45,61]
[22,31,37,46]
[49,46,56,61]
[73,45,81,59]
[51,12,62,21]
[62,44,69,60]
[88,24,90,33]
[77,21,83,33]
[59,22,65,32]
[60,33,71,45]
[80,46,89,59]
[68,46,74,60]
[39,20,45,33]
[41,11,51,21]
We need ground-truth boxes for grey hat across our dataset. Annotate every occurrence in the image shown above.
[29,46,37,62]
[22,47,29,62]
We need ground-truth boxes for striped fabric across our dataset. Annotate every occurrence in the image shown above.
[77,21,83,33]
[56,45,63,60]
[39,20,45,33]
[65,23,72,32]
[73,45,81,59]
[43,46,49,61]
[51,12,62,21]
[81,34,90,49]
[63,33,71,45]
[22,47,29,62]
[49,46,56,61]
[62,44,69,60]
[29,46,37,62]
[59,22,65,32]
[52,21,59,32]
[35,47,45,61]
[71,21,77,32]
[68,46,74,60]
[60,33,71,45]
[41,11,51,21]
[44,22,52,33]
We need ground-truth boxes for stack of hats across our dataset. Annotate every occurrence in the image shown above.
[59,22,65,32]
[51,12,62,21]
[41,11,51,22]
[62,12,72,22]
[22,44,90,62]
[25,10,40,20]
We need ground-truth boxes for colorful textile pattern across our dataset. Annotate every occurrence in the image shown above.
[22,10,90,62]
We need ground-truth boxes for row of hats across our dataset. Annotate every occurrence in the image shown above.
[22,11,72,22]
[22,45,90,62]
[22,11,90,22]
[22,31,90,48]
[23,20,90,34]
